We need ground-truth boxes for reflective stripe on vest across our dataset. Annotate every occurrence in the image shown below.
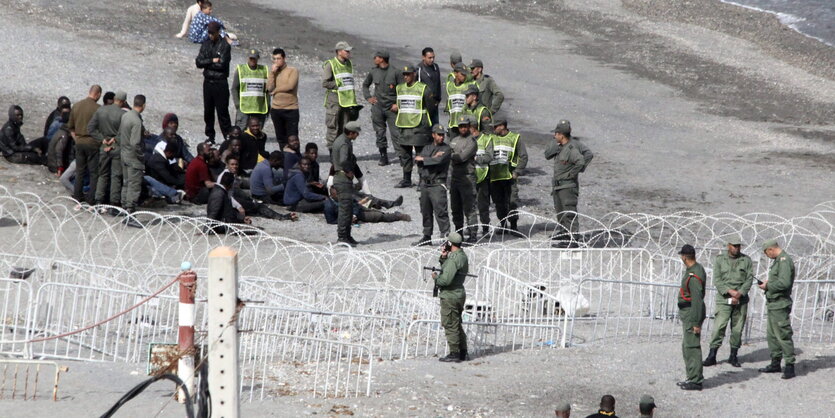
[395,82,428,128]
[237,64,269,114]
[325,58,357,107]
[446,80,478,127]
[474,133,492,183]
[489,132,519,182]
[465,105,491,132]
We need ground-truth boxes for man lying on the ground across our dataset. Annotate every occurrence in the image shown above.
[250,151,284,204]
[283,157,325,213]
[0,105,48,165]
[324,186,410,225]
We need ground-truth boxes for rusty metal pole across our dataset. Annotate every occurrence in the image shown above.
[177,262,197,403]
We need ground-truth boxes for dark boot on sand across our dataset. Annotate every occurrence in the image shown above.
[759,358,782,373]
[703,347,718,366]
[729,348,741,367]
[378,148,389,166]
[782,364,795,379]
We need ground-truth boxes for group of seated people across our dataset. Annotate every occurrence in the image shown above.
[0,94,410,232]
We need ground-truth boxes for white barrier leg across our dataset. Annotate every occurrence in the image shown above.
[208,247,240,418]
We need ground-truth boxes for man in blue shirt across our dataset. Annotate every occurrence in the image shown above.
[251,151,284,204]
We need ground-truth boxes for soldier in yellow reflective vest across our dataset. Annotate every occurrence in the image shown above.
[488,119,524,232]
[463,85,492,133]
[472,119,493,234]
[445,63,478,136]
[231,49,269,130]
[393,65,435,188]
[322,41,359,150]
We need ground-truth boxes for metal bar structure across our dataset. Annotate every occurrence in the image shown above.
[0,359,68,401]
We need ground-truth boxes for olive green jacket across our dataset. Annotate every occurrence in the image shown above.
[766,251,795,309]
[544,140,585,189]
[435,249,468,299]
[678,263,706,327]
[712,253,754,303]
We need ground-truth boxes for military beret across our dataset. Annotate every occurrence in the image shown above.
[762,239,779,252]
[456,114,473,126]
[554,402,571,412]
[114,91,127,101]
[469,58,484,68]
[450,52,463,64]
[464,85,480,96]
[335,41,353,51]
[639,395,655,409]
[678,244,696,256]
[447,232,463,246]
[453,63,468,73]
[491,118,508,127]
[551,119,571,134]
[401,65,416,73]
[374,50,390,59]
[726,235,743,246]
[344,121,361,133]
[431,124,447,135]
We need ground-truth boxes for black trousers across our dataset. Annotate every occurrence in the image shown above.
[489,179,513,227]
[270,108,300,149]
[292,198,325,213]
[203,79,232,141]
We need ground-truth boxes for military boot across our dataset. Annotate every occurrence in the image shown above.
[381,196,403,209]
[702,347,718,367]
[439,353,461,363]
[758,358,782,373]
[459,350,469,361]
[781,364,795,379]
[395,172,412,188]
[413,236,432,246]
[466,230,477,244]
[729,348,741,367]
[378,148,389,166]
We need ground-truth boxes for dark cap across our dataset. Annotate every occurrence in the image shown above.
[432,124,447,135]
[453,63,468,73]
[450,52,463,64]
[464,85,479,96]
[491,118,507,128]
[374,50,390,59]
[248,49,260,59]
[551,119,571,134]
[469,58,484,68]
[456,114,473,126]
[207,21,221,34]
[761,239,779,252]
[678,244,696,256]
[639,395,655,409]
[401,65,416,73]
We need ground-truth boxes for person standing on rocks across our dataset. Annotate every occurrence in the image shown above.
[469,59,504,114]
[702,236,753,368]
[448,115,479,243]
[393,65,434,188]
[676,244,706,391]
[195,21,232,144]
[68,85,102,204]
[231,49,269,130]
[362,50,401,166]
[431,232,469,363]
[323,41,358,151]
[331,121,363,246]
[119,95,147,214]
[758,239,796,380]
[413,124,452,246]
[267,48,299,150]
[416,47,441,130]
[544,120,585,247]
[88,91,127,207]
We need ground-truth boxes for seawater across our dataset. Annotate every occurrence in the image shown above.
[720,0,835,47]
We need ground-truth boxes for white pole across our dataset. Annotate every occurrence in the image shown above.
[177,262,196,403]
[208,247,240,418]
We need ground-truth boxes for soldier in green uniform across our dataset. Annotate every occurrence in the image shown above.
[676,244,706,391]
[448,115,479,243]
[469,59,504,114]
[445,63,477,136]
[331,121,363,247]
[463,85,492,133]
[322,41,358,150]
[446,52,471,84]
[119,95,147,214]
[413,125,452,246]
[431,232,469,362]
[362,50,401,166]
[393,65,435,188]
[487,119,522,232]
[703,236,754,367]
[472,117,493,235]
[543,120,586,247]
[758,239,796,379]
[491,120,527,232]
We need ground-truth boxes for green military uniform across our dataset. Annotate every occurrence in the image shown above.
[362,53,401,155]
[416,127,452,241]
[88,100,125,205]
[331,123,362,243]
[473,131,494,230]
[678,258,706,385]
[543,125,585,241]
[232,51,269,129]
[118,109,145,212]
[463,102,492,134]
[445,64,477,131]
[469,59,504,114]
[322,42,358,149]
[708,243,754,352]
[487,121,519,230]
[507,133,528,230]
[448,116,479,240]
[764,241,796,367]
[434,235,469,360]
[395,66,435,186]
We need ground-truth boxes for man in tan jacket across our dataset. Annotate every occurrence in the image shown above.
[267,47,299,150]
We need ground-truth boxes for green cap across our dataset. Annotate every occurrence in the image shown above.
[447,232,463,246]
[456,114,473,126]
[762,239,779,252]
[450,52,463,64]
[726,235,743,246]
[374,50,390,59]
[639,395,655,407]
[554,402,571,412]
[464,85,479,96]
[401,65,416,73]
[551,119,571,134]
[344,121,361,133]
[491,118,507,127]
[469,58,484,68]
[248,49,260,59]
[335,41,353,51]
[431,124,447,135]
[453,63,468,73]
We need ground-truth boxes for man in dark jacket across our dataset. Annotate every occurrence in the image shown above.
[160,113,195,164]
[207,171,249,232]
[146,140,186,189]
[43,96,71,137]
[47,117,73,174]
[0,105,48,165]
[195,21,232,143]
[416,47,441,127]
[240,117,267,170]
[283,157,325,212]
